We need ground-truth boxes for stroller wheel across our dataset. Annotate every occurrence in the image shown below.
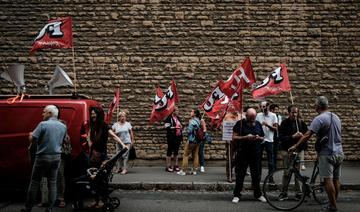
[72,201,83,211]
[111,197,120,208]
[102,202,114,212]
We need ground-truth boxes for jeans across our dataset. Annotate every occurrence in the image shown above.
[181,143,199,172]
[259,141,275,180]
[273,140,279,170]
[25,154,61,211]
[199,142,205,167]
[39,157,66,204]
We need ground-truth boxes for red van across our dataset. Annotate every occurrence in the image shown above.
[0,94,103,189]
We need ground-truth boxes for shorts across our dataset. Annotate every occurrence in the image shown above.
[167,135,182,157]
[318,154,344,179]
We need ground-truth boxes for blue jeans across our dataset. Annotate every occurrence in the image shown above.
[259,141,275,179]
[25,154,61,211]
[198,142,205,167]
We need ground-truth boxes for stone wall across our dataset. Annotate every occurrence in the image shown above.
[0,0,359,160]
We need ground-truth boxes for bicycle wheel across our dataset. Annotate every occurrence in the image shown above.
[311,169,329,205]
[263,168,306,211]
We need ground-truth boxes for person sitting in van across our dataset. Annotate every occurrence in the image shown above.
[21,105,67,212]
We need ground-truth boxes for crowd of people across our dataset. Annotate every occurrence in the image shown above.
[21,95,344,212]
[229,96,344,212]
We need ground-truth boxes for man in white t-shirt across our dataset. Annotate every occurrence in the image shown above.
[256,101,278,181]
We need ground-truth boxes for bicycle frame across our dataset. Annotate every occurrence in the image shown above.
[263,152,328,211]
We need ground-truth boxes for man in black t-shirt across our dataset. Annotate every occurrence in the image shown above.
[278,105,308,201]
[231,108,267,204]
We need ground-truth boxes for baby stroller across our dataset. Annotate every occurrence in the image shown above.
[72,148,128,212]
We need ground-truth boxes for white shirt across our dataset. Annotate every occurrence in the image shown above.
[256,112,278,143]
[112,122,132,144]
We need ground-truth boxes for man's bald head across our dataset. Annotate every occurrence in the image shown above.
[246,108,257,125]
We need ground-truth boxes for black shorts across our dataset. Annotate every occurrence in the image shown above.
[166,135,182,157]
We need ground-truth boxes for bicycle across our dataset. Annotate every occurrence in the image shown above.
[262,152,328,211]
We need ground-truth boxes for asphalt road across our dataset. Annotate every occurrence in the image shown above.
[1,190,360,212]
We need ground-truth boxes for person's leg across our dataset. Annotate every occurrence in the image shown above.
[318,155,338,210]
[24,157,46,211]
[233,155,248,198]
[173,138,181,171]
[299,150,306,170]
[193,144,200,172]
[273,141,279,170]
[46,156,61,211]
[199,142,205,168]
[57,158,66,206]
[115,143,122,172]
[265,141,275,175]
[226,142,231,180]
[280,151,290,193]
[324,178,337,209]
[181,143,190,172]
[258,142,265,180]
[121,145,131,174]
[166,138,173,170]
[332,154,344,200]
[39,177,48,206]
[250,151,262,199]
[333,178,340,200]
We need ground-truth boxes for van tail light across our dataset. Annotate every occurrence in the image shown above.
[80,121,90,154]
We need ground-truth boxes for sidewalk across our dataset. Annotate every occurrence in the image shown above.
[111,163,360,191]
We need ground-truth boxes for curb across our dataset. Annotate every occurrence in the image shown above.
[111,182,360,191]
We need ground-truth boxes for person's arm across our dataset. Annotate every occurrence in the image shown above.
[28,132,34,143]
[129,126,135,146]
[201,119,207,132]
[262,115,278,132]
[279,121,298,143]
[288,130,313,152]
[108,129,128,149]
[29,122,44,144]
[233,132,262,141]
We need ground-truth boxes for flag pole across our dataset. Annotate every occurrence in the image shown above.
[289,90,299,132]
[72,47,77,93]
[116,99,119,122]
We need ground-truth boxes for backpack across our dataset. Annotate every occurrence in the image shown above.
[194,119,205,143]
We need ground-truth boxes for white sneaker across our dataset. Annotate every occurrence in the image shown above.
[232,197,240,203]
[258,196,267,203]
[192,171,197,175]
[301,165,306,171]
[177,170,186,176]
[200,166,205,173]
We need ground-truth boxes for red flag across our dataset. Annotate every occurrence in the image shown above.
[105,88,120,124]
[30,17,73,54]
[252,64,291,99]
[149,80,178,123]
[200,83,227,119]
[219,57,256,97]
[209,84,244,129]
